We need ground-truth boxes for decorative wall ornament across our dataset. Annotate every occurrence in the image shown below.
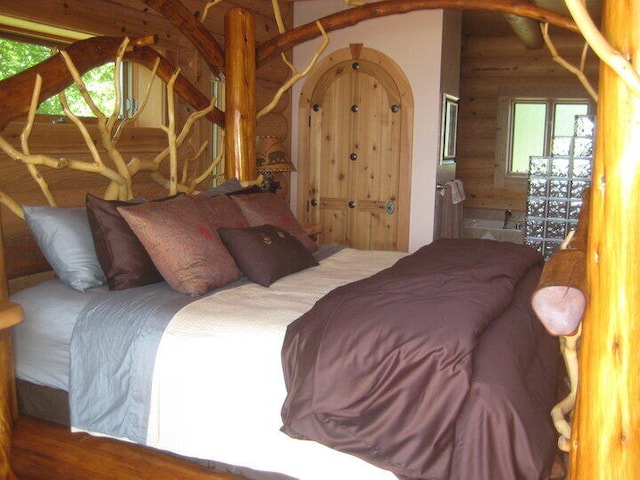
[441,94,459,164]
[256,135,295,193]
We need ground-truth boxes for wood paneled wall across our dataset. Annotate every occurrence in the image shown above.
[456,31,599,214]
[0,0,292,284]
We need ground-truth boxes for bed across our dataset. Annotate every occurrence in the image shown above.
[7,187,560,480]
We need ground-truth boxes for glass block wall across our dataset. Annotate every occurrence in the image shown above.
[524,115,595,259]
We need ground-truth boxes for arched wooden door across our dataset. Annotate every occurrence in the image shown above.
[298,47,413,251]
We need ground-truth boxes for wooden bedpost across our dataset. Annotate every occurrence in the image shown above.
[569,0,640,478]
[224,7,257,184]
[0,208,24,479]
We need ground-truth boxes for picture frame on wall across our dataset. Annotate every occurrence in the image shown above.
[441,94,459,164]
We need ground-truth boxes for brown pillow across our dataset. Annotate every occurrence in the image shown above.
[117,195,241,296]
[230,193,318,252]
[190,194,248,231]
[217,224,319,287]
[86,194,163,290]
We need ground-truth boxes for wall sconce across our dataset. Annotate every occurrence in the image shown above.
[256,135,296,193]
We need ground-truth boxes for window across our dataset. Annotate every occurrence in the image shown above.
[495,95,594,188]
[0,36,131,118]
[210,76,226,186]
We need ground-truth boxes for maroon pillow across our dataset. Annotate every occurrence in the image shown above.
[190,194,249,231]
[86,194,164,290]
[217,224,319,287]
[117,195,241,296]
[230,193,318,252]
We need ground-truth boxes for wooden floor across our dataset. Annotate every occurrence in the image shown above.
[10,415,568,479]
[10,416,246,479]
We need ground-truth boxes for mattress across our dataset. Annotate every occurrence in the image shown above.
[11,246,406,480]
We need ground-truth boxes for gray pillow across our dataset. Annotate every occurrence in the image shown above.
[198,177,243,197]
[24,206,107,291]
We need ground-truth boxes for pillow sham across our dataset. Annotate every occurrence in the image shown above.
[217,224,319,287]
[117,195,241,296]
[86,194,164,290]
[23,206,107,292]
[190,194,249,231]
[230,192,319,252]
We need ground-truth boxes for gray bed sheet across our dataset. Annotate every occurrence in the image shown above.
[11,279,107,391]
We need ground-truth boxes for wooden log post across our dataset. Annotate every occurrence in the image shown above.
[532,189,590,336]
[569,0,640,478]
[0,209,23,479]
[224,8,257,183]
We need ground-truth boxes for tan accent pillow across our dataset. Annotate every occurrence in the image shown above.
[117,195,240,296]
[230,193,318,252]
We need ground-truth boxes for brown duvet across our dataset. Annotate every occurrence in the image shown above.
[281,239,559,480]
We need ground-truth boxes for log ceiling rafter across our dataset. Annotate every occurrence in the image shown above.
[140,0,225,77]
[0,1,579,132]
[256,0,579,66]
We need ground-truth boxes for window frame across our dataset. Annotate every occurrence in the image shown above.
[494,89,595,190]
[0,27,136,122]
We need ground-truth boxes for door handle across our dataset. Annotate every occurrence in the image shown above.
[310,198,318,207]
[348,201,356,208]
[376,200,396,215]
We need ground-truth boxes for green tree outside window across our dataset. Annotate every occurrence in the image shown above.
[0,38,117,116]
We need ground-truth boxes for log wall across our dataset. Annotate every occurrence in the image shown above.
[0,0,293,285]
[457,31,600,215]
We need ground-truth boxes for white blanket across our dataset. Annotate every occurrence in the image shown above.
[147,248,405,479]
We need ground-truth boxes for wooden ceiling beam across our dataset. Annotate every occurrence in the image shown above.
[140,0,224,76]
[256,0,578,66]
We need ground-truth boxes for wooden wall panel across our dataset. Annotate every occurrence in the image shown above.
[457,32,599,214]
[0,0,187,48]
[0,0,293,282]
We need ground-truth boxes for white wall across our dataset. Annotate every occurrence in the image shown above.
[291,1,457,251]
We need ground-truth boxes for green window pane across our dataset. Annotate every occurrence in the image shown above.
[1,38,116,116]
[0,38,51,79]
[511,103,546,173]
[554,103,589,137]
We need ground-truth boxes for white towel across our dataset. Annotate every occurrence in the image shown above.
[452,179,466,204]
[440,180,466,204]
